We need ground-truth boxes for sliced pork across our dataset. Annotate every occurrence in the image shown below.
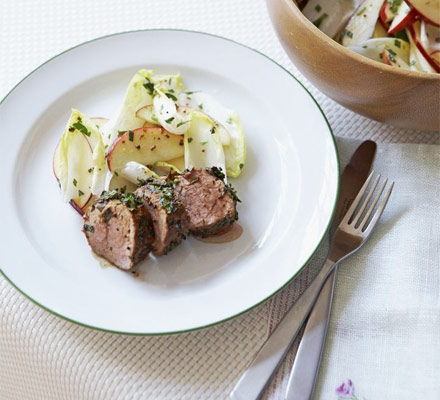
[135,178,190,256]
[174,167,238,237]
[83,192,154,270]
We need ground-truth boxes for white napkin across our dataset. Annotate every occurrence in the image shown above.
[265,139,440,400]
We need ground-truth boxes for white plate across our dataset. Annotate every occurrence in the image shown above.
[0,30,339,335]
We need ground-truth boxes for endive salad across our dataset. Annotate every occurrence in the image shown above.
[301,0,440,73]
[53,70,246,214]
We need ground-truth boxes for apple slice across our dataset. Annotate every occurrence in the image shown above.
[302,0,364,38]
[388,1,418,34]
[380,0,397,23]
[408,21,440,71]
[381,48,411,68]
[106,126,184,172]
[420,20,440,53]
[407,26,437,72]
[341,0,385,46]
[406,0,440,26]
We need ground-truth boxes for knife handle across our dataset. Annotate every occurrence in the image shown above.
[284,267,337,400]
[230,259,336,400]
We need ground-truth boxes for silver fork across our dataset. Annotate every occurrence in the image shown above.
[230,172,394,400]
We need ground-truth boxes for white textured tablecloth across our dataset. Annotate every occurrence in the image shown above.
[0,1,439,399]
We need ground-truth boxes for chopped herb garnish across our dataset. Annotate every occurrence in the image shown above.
[387,0,403,13]
[185,91,195,95]
[210,126,216,135]
[73,178,78,187]
[128,130,134,142]
[104,144,109,150]
[387,50,396,63]
[394,30,409,42]
[118,130,126,136]
[83,224,94,233]
[78,190,84,197]
[176,120,189,128]
[313,13,328,29]
[315,4,322,12]
[165,92,178,101]
[346,30,353,39]
[88,167,94,173]
[226,117,233,124]
[362,45,368,49]
[168,89,175,93]
[152,115,159,123]
[72,121,91,137]
[168,77,172,85]
[144,179,181,214]
[357,7,367,16]
[103,208,114,223]
[108,134,111,139]
[188,137,193,143]
[224,183,241,203]
[165,117,175,123]
[200,141,208,145]
[114,171,119,177]
[97,188,143,211]
[143,77,155,96]
[394,40,401,48]
[239,163,244,170]
[210,166,225,181]
[198,103,204,110]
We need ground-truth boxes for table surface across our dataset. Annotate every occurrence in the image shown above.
[0,0,438,399]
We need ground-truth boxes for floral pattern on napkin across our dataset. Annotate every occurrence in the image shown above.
[336,379,367,400]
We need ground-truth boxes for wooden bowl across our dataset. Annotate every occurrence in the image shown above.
[267,0,440,131]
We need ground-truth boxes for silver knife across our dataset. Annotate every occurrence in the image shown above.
[229,141,376,400]
[284,140,377,400]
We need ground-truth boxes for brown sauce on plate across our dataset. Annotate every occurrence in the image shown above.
[195,223,243,244]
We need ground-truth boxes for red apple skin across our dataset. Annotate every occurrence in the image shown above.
[379,18,391,33]
[406,0,440,27]
[382,49,393,65]
[380,1,394,24]
[388,8,418,34]
[408,24,440,72]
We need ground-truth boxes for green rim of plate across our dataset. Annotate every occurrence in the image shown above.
[0,29,340,336]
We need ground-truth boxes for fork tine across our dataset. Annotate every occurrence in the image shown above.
[360,177,388,229]
[341,171,374,225]
[352,174,381,227]
[362,181,394,233]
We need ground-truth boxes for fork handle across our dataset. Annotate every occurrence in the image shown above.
[284,267,337,400]
[230,258,337,400]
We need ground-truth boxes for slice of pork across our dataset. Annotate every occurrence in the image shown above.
[83,197,154,270]
[174,168,238,237]
[135,178,189,256]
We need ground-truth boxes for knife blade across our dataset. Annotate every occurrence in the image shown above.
[284,140,376,400]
